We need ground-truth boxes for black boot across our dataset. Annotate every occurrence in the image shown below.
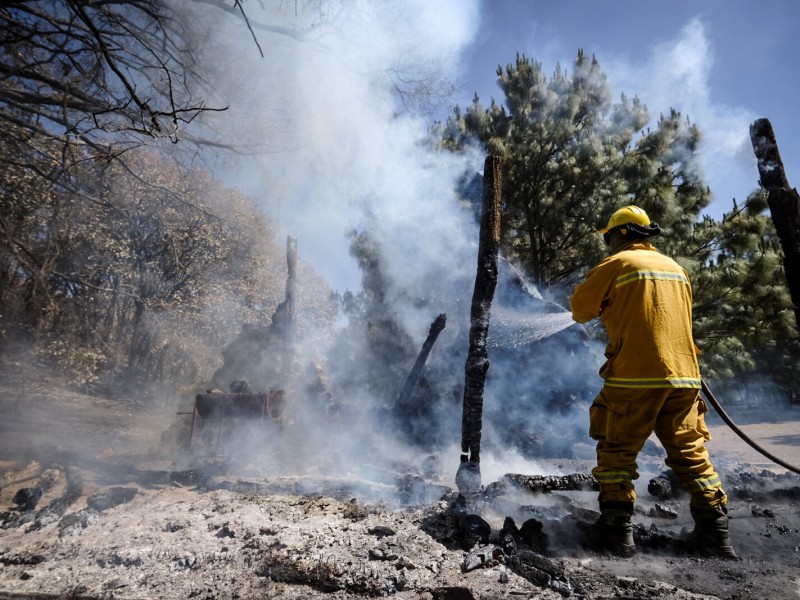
[690,505,737,559]
[591,503,635,558]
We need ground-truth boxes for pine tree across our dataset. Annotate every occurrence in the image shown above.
[686,193,799,400]
[441,51,709,294]
[441,50,799,400]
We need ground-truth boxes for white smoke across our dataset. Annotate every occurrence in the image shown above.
[603,18,760,215]
[165,0,603,493]
[183,0,483,301]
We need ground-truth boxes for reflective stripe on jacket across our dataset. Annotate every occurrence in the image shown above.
[570,241,701,389]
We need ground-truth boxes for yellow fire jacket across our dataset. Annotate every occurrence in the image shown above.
[570,241,701,389]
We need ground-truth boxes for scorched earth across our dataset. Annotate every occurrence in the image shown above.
[1,370,799,600]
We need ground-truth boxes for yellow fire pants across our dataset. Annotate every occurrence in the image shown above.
[589,386,727,509]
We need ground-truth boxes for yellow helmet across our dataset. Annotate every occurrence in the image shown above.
[599,205,651,234]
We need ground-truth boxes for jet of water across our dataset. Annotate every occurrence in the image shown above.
[488,308,576,348]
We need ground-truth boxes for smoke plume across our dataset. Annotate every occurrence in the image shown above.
[163,0,605,493]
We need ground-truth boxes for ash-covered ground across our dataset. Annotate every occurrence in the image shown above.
[1,374,799,600]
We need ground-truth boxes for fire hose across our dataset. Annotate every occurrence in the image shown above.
[701,379,800,476]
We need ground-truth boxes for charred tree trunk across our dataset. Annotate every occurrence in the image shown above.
[283,236,298,368]
[750,118,800,331]
[270,236,298,383]
[457,155,502,493]
[395,313,447,408]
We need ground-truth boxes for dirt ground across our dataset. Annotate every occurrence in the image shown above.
[0,373,799,599]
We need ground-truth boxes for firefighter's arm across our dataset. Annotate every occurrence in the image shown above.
[570,262,614,323]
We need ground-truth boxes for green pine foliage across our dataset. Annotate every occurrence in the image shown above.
[685,193,798,390]
[441,51,709,291]
[441,50,799,400]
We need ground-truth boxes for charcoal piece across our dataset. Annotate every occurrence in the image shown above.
[499,516,519,553]
[12,487,43,512]
[462,544,502,572]
[647,470,681,499]
[367,525,396,538]
[519,517,549,553]
[87,487,137,512]
[454,514,491,550]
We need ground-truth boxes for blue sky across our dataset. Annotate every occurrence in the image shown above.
[455,0,800,220]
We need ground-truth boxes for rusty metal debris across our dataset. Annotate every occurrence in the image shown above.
[184,390,286,450]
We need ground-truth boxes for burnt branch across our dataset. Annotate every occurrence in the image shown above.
[395,313,447,408]
[750,118,800,330]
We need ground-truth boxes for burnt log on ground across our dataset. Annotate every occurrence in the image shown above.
[457,155,502,494]
[485,473,598,497]
[750,118,800,332]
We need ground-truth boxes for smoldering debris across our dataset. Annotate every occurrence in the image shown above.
[11,486,41,512]
[87,486,138,511]
[727,470,800,502]
[500,515,549,554]
[3,457,800,599]
[751,505,775,518]
[486,473,598,497]
[648,503,679,519]
[644,467,800,504]
[23,468,83,532]
[648,469,682,500]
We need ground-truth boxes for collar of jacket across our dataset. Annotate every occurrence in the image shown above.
[611,240,657,255]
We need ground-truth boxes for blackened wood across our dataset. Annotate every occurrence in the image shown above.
[395,313,447,408]
[751,118,790,190]
[487,473,599,497]
[750,118,800,330]
[460,155,503,465]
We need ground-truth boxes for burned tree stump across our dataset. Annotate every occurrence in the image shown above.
[750,118,800,331]
[457,155,502,493]
[209,236,299,393]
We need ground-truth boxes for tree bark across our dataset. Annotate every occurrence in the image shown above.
[458,155,502,489]
[750,118,800,331]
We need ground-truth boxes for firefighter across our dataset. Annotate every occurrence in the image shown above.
[570,205,736,559]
